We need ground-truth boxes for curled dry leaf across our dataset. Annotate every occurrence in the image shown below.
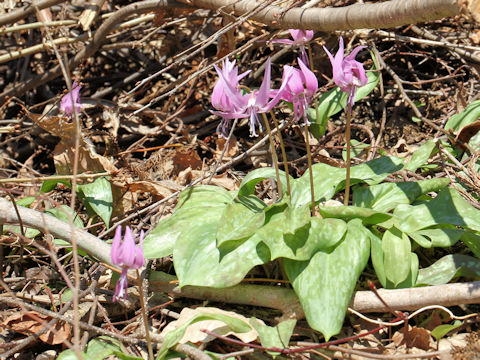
[392,325,435,351]
[4,311,71,345]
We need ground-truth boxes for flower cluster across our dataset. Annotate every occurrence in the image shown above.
[323,37,368,108]
[110,226,144,302]
[211,35,367,136]
[211,57,293,137]
[60,80,82,117]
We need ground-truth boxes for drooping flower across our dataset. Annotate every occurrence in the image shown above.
[211,58,293,136]
[278,58,318,123]
[323,37,368,108]
[60,80,82,116]
[110,226,144,302]
[211,59,250,136]
[271,29,314,66]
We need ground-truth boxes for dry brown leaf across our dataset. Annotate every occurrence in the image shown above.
[124,180,179,198]
[215,135,238,160]
[4,312,71,345]
[172,148,202,173]
[455,120,480,149]
[392,325,434,350]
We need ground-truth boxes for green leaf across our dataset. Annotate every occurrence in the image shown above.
[16,196,36,207]
[382,228,411,286]
[369,229,387,287]
[284,219,370,340]
[57,336,136,360]
[341,140,369,161]
[431,321,463,341]
[249,318,296,357]
[40,179,71,193]
[317,205,391,225]
[409,228,464,248]
[238,167,292,198]
[176,185,235,211]
[258,207,346,261]
[144,186,236,259]
[45,205,84,228]
[394,188,480,233]
[77,177,113,228]
[405,140,437,172]
[353,178,449,213]
[290,156,404,207]
[173,211,269,287]
[157,313,251,360]
[216,195,266,245]
[417,254,480,285]
[444,100,480,132]
[461,231,480,258]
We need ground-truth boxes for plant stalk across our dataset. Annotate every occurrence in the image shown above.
[344,102,353,206]
[137,270,154,360]
[270,111,290,196]
[262,113,283,198]
[303,121,315,216]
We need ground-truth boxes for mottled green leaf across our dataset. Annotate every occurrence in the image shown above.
[444,100,480,132]
[284,219,370,340]
[238,167,292,197]
[417,254,480,285]
[353,178,449,213]
[291,156,404,207]
[249,318,296,357]
[382,228,411,286]
[394,188,480,233]
[317,205,391,225]
[461,231,480,258]
[77,177,113,227]
[409,228,464,248]
[405,140,437,172]
[216,195,266,245]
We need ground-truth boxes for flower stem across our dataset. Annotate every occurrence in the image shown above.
[270,111,290,196]
[262,112,283,198]
[136,269,154,360]
[344,103,353,206]
[303,121,316,216]
[307,43,314,72]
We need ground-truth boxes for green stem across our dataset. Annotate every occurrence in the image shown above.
[303,121,316,216]
[270,111,291,196]
[344,103,353,206]
[262,113,283,198]
[136,270,154,360]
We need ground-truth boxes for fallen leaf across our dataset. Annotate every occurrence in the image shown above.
[4,312,71,345]
[160,307,259,344]
[392,325,434,350]
[455,120,480,149]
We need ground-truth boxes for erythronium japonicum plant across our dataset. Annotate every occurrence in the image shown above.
[60,80,82,117]
[324,37,368,205]
[111,226,154,360]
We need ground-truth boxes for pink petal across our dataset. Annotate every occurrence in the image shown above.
[256,57,272,107]
[110,226,122,265]
[298,58,318,94]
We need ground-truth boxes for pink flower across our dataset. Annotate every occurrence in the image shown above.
[60,80,82,116]
[323,37,368,107]
[278,58,318,123]
[211,58,292,136]
[271,29,314,65]
[211,59,250,136]
[111,226,144,301]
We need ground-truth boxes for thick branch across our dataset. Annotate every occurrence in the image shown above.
[188,0,463,31]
